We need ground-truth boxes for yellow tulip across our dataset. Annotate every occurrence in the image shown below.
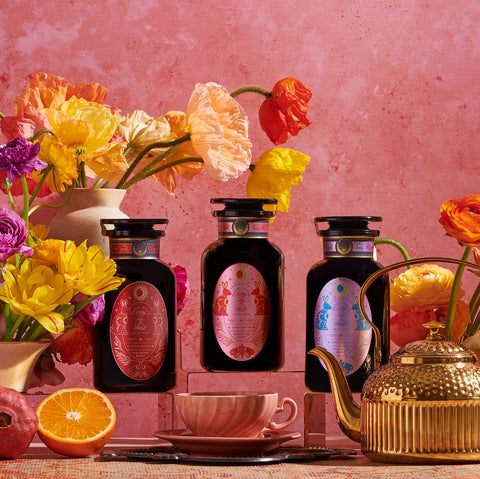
[0,259,73,333]
[57,240,124,296]
[247,148,310,212]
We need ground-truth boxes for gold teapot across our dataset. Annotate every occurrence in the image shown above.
[309,257,480,464]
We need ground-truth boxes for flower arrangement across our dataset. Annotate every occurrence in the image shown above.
[0,72,312,388]
[0,72,312,214]
[379,194,480,348]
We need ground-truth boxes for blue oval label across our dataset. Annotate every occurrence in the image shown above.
[314,278,372,376]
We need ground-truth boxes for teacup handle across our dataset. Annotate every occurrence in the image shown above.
[263,397,298,433]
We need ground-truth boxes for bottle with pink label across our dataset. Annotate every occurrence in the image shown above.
[305,216,389,392]
[201,198,284,371]
[94,219,176,392]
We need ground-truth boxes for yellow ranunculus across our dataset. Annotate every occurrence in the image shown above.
[57,240,124,295]
[246,148,310,212]
[0,259,73,333]
[390,264,459,313]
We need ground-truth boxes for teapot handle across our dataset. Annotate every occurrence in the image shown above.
[359,256,480,370]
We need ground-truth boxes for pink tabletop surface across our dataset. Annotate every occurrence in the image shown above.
[2,445,480,479]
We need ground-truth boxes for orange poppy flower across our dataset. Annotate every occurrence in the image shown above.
[259,77,312,145]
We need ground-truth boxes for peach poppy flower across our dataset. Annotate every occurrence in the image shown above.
[52,321,94,365]
[150,111,204,194]
[186,82,251,181]
[439,195,480,247]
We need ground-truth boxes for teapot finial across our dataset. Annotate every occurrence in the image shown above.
[422,321,445,339]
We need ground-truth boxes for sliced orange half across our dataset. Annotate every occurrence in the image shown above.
[36,387,116,457]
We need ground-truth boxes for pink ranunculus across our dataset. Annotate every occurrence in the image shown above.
[0,208,33,260]
[71,293,105,326]
[170,264,191,314]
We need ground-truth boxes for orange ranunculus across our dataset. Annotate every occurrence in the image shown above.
[439,195,480,247]
[186,82,252,181]
[390,264,458,312]
[436,299,471,342]
[13,72,108,113]
[390,307,436,347]
[259,77,312,145]
[52,321,94,365]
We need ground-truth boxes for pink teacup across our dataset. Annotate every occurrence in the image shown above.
[175,391,298,438]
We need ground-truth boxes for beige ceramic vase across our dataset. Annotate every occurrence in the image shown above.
[48,188,128,255]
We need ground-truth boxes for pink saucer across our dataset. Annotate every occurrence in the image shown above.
[153,429,301,457]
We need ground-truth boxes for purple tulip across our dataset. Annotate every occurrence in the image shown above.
[0,208,33,260]
[0,137,46,183]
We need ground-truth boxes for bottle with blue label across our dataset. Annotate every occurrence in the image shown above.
[201,198,284,372]
[305,216,389,392]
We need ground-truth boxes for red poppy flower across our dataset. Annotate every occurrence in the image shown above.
[259,77,312,145]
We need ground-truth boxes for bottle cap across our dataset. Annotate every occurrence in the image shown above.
[211,198,277,218]
[101,219,168,238]
[315,216,382,237]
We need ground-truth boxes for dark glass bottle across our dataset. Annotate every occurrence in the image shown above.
[94,219,176,392]
[201,198,284,372]
[305,216,389,393]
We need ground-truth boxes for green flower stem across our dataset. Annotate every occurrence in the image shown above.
[374,238,411,261]
[445,246,472,339]
[116,134,191,189]
[5,184,15,211]
[122,157,204,190]
[29,182,75,215]
[92,177,104,188]
[30,129,55,142]
[28,165,52,207]
[20,176,30,223]
[0,111,5,119]
[120,144,181,188]
[4,314,27,341]
[21,319,45,341]
[230,86,272,98]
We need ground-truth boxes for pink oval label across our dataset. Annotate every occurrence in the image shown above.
[110,281,168,380]
[213,263,270,361]
[314,278,372,376]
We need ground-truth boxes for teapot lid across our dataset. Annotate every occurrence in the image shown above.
[392,322,476,364]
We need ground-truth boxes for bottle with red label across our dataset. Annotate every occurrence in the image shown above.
[201,198,284,371]
[305,216,389,393]
[94,219,176,392]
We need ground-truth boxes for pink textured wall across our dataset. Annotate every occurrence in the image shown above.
[1,1,479,440]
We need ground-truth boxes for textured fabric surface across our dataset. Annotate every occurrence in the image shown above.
[1,449,480,479]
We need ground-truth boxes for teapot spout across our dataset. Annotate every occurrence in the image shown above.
[308,347,361,443]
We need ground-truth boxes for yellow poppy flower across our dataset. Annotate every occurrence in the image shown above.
[186,82,252,181]
[390,264,460,312]
[57,240,124,296]
[246,148,310,212]
[40,96,128,183]
[33,134,78,192]
[0,260,73,333]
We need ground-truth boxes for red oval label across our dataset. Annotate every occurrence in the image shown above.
[110,281,168,380]
[213,263,270,361]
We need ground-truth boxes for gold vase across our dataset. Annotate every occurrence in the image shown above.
[0,341,51,393]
